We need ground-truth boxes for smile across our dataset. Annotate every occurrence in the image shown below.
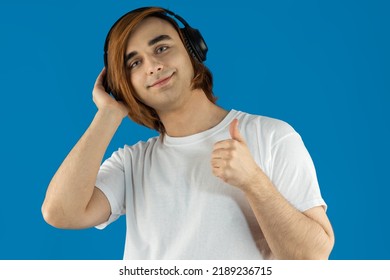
[148,73,174,88]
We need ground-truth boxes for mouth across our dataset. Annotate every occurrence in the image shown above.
[148,72,175,88]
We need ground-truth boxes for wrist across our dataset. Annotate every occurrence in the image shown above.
[95,107,125,127]
[242,167,271,198]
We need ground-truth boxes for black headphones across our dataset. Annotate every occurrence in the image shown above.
[103,7,208,99]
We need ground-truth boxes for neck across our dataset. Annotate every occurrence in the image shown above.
[157,89,228,137]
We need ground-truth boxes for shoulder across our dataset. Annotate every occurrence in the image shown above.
[111,136,161,160]
[234,110,297,143]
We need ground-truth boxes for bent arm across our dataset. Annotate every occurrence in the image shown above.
[41,109,123,228]
[42,69,129,229]
[212,119,334,259]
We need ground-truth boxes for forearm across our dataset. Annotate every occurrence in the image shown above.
[42,109,123,226]
[245,168,334,259]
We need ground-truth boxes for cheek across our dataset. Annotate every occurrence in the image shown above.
[168,47,194,78]
[183,56,195,79]
[128,73,147,103]
[130,72,144,92]
[176,56,194,81]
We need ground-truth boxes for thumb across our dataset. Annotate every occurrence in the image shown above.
[229,119,245,142]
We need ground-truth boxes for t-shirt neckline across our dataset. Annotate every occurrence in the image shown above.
[163,109,239,146]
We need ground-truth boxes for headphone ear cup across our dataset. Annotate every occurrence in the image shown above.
[102,65,120,101]
[181,27,208,62]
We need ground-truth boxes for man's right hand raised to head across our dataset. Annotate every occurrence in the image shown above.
[93,68,130,119]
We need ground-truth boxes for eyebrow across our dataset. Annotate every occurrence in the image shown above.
[148,34,172,46]
[125,34,172,64]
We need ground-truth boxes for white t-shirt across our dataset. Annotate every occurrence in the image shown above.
[95,110,326,259]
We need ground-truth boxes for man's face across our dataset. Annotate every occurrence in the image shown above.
[125,17,194,113]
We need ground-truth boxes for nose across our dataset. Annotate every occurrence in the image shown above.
[147,59,163,75]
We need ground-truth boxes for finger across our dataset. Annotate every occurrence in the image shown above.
[211,149,231,161]
[211,163,224,177]
[94,68,107,89]
[212,167,229,182]
[211,166,221,178]
[211,157,222,168]
[213,139,235,150]
[229,119,245,143]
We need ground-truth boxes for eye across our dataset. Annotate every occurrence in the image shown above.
[156,45,169,54]
[128,60,141,69]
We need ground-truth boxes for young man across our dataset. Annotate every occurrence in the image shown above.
[42,7,334,259]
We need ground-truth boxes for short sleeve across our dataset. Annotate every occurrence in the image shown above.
[95,148,127,229]
[269,130,326,212]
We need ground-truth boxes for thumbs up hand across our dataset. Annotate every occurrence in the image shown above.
[211,119,262,191]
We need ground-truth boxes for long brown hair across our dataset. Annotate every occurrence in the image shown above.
[105,7,216,134]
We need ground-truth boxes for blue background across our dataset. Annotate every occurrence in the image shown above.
[0,0,389,260]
